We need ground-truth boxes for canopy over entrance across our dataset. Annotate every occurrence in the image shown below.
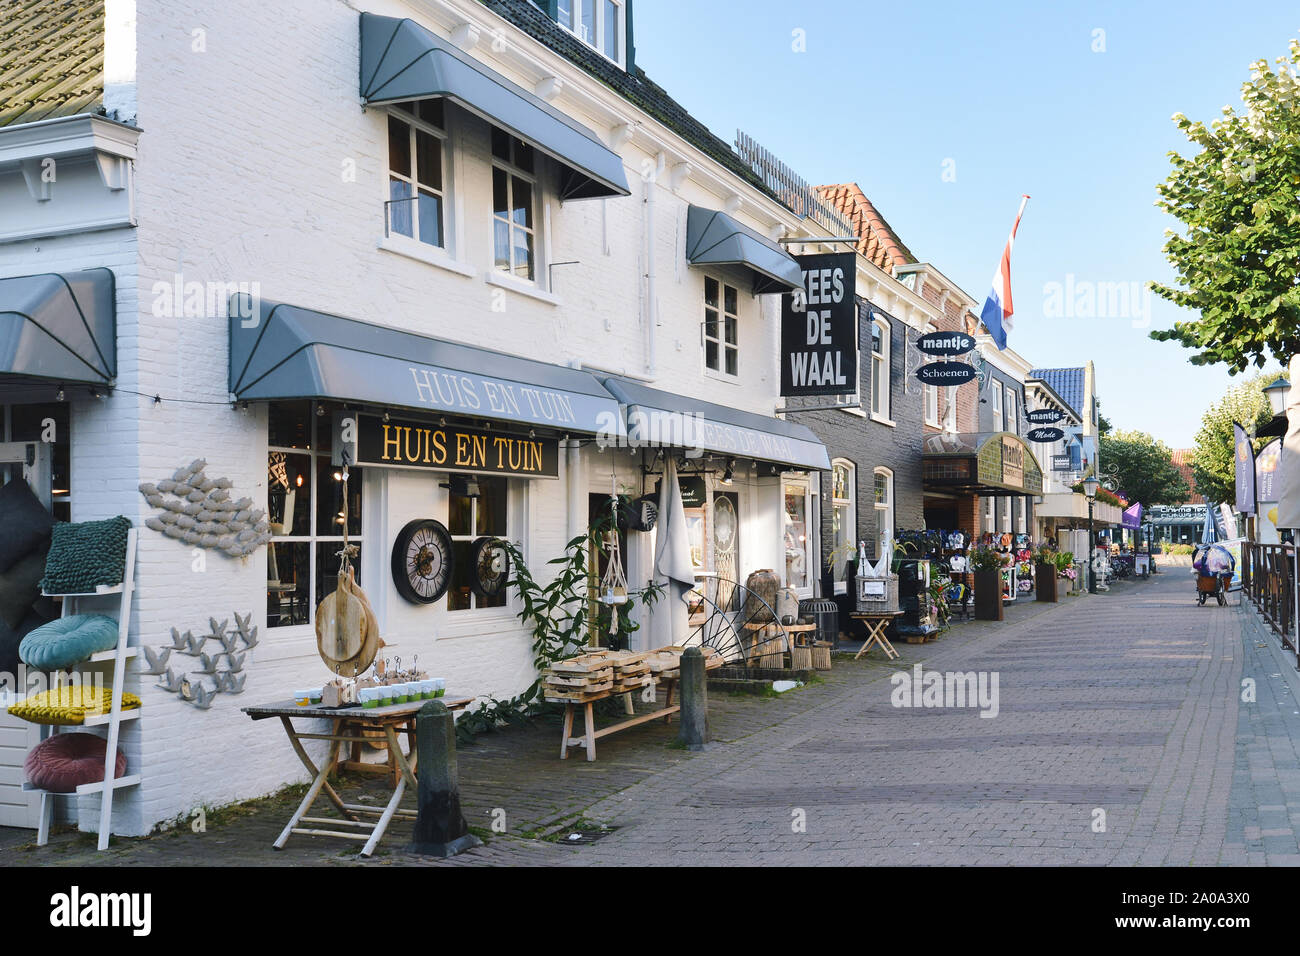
[922,431,1044,496]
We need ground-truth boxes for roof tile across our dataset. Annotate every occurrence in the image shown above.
[0,0,104,127]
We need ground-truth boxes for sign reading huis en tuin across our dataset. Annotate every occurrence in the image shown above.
[781,253,857,397]
[338,414,558,478]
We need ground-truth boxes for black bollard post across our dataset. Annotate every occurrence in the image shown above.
[678,647,710,751]
[407,700,482,857]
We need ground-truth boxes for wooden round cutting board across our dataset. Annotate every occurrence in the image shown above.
[316,570,366,664]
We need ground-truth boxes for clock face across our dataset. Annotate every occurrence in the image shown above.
[391,519,454,605]
[470,536,511,599]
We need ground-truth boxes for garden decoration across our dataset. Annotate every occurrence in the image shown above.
[597,476,630,632]
[138,459,272,557]
[316,462,383,677]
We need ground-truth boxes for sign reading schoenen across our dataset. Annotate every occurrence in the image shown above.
[50,886,151,936]
[890,664,999,718]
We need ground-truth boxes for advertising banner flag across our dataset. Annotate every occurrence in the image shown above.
[1234,421,1256,515]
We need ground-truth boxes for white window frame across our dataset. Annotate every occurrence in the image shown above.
[1002,496,1012,534]
[830,460,856,595]
[991,380,1004,432]
[446,477,515,614]
[783,478,815,598]
[557,0,626,68]
[267,402,364,634]
[870,316,891,422]
[492,132,541,283]
[1018,496,1028,534]
[924,384,940,427]
[873,466,894,554]
[1007,389,1018,436]
[702,274,740,379]
[985,495,995,533]
[385,102,450,253]
[942,386,957,432]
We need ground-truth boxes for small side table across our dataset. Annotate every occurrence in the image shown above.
[849,611,902,660]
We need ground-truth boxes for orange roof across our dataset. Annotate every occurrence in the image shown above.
[815,183,915,273]
[1170,449,1204,504]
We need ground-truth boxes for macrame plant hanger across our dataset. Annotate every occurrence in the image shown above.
[598,469,629,642]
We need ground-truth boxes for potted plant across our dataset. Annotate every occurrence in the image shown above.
[1054,550,1078,593]
[968,545,1003,621]
[1034,545,1060,603]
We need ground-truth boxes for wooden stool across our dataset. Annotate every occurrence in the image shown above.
[849,611,902,660]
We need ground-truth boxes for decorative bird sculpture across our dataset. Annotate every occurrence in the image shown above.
[158,668,184,693]
[192,684,216,710]
[219,671,247,694]
[219,632,239,656]
[185,633,205,656]
[225,652,246,673]
[178,676,195,701]
[208,618,229,640]
[197,652,221,675]
[141,646,171,675]
[234,611,258,648]
[169,627,189,651]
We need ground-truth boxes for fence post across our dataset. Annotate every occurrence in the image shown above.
[678,647,710,751]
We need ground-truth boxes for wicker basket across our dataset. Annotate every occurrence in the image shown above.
[855,573,899,614]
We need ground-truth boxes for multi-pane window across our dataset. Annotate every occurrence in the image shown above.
[447,476,510,612]
[4,403,71,522]
[387,100,446,248]
[492,129,537,281]
[871,318,890,419]
[873,467,893,552]
[267,401,364,629]
[1006,389,1018,435]
[704,277,738,376]
[831,461,855,593]
[557,0,624,65]
[991,380,1004,432]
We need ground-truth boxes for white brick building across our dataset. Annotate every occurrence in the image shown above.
[0,0,848,837]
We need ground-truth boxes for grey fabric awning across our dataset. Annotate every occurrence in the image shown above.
[0,268,115,388]
[229,296,623,435]
[359,13,629,201]
[601,377,831,471]
[685,205,804,294]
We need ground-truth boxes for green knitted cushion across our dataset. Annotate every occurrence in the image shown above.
[39,517,131,595]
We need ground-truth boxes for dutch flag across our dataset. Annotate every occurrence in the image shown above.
[979,195,1030,351]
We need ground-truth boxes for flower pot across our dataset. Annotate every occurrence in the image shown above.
[1035,562,1059,602]
[973,568,1003,621]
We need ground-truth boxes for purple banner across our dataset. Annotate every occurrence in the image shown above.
[1121,501,1143,529]
[1234,421,1256,514]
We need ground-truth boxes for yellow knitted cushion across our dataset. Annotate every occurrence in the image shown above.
[7,686,141,725]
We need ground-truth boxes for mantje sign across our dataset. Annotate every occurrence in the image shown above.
[781,252,857,397]
[1026,408,1064,425]
[915,361,976,386]
[1026,426,1065,443]
[339,413,559,478]
[916,331,975,356]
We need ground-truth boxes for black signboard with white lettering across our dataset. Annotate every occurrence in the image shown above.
[1026,426,1066,443]
[780,253,857,397]
[916,362,976,386]
[917,331,975,356]
[1051,454,1072,471]
[1026,408,1065,425]
[340,413,559,478]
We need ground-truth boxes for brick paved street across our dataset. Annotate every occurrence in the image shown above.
[8,564,1300,867]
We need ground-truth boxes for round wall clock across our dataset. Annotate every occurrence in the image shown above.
[469,536,511,599]
[391,518,454,604]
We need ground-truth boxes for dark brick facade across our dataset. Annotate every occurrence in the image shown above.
[787,296,924,589]
[975,362,1033,536]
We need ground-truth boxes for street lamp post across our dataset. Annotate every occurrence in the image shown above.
[1083,475,1101,594]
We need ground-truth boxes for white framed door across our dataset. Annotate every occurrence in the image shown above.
[782,477,815,598]
[0,708,40,829]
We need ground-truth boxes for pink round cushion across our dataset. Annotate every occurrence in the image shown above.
[24,732,127,793]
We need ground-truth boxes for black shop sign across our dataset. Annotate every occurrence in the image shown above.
[781,253,858,397]
[337,413,559,478]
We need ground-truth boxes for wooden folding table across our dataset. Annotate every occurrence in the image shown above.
[850,611,902,660]
[243,695,470,857]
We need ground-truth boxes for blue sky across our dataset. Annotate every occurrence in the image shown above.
[633,0,1299,447]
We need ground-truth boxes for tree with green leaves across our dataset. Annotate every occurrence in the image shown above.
[1189,371,1279,504]
[1099,430,1189,506]
[1149,39,1300,372]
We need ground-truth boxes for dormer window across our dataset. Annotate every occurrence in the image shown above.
[557,0,625,67]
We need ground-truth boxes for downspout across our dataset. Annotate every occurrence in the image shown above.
[566,439,584,543]
[644,152,666,378]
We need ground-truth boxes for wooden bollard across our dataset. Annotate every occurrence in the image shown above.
[407,700,482,857]
[678,647,710,751]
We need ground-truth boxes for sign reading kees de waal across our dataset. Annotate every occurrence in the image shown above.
[781,253,857,397]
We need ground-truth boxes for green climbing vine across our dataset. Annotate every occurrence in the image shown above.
[455,514,664,744]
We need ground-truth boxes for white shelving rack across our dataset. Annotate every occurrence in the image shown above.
[22,527,138,851]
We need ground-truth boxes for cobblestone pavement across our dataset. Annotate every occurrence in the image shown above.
[7,564,1300,866]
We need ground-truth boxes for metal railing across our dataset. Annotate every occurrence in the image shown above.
[1243,542,1296,651]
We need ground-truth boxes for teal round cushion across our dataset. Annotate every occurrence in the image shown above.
[18,614,120,671]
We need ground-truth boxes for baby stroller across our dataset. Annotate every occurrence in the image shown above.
[1192,544,1234,606]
